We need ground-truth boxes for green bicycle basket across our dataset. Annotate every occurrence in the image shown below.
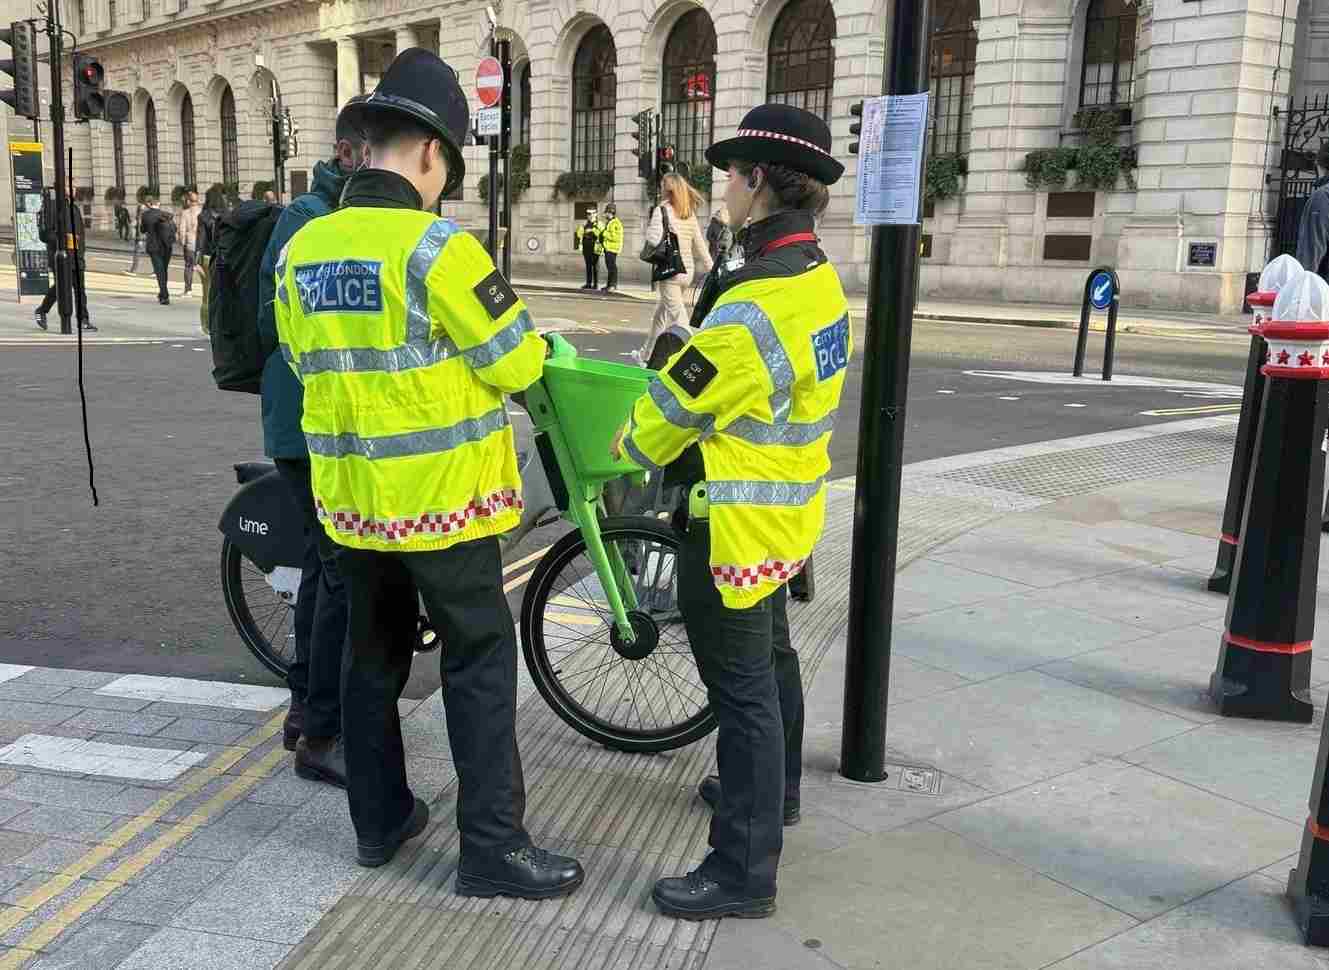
[541,355,655,482]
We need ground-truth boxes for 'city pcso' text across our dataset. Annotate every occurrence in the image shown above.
[294,260,384,315]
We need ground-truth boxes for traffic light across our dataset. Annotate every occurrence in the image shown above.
[631,110,654,180]
[0,21,39,120]
[73,54,105,121]
[849,101,863,155]
[656,143,676,177]
[104,90,130,124]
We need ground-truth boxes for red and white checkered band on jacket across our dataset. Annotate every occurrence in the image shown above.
[710,557,807,589]
[316,489,523,543]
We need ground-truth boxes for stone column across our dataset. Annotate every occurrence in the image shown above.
[336,36,361,108]
[395,25,419,55]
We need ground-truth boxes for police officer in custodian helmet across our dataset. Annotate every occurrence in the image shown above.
[616,103,850,919]
[274,48,584,899]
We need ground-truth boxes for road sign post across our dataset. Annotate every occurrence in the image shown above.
[477,53,502,263]
[1073,267,1120,380]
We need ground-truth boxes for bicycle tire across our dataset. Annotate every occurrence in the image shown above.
[220,538,295,679]
[521,516,716,753]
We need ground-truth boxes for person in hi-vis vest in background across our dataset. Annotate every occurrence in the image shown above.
[614,103,849,921]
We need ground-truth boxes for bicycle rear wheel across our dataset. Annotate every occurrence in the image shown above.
[221,538,297,678]
[520,516,716,753]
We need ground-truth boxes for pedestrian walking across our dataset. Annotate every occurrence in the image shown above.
[634,173,712,367]
[34,192,93,331]
[114,202,131,241]
[1298,141,1329,280]
[615,103,849,920]
[706,201,733,265]
[256,118,370,788]
[600,203,623,292]
[273,48,585,897]
[139,196,175,305]
[175,189,202,296]
[576,209,602,289]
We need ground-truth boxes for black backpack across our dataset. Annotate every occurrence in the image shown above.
[208,201,283,393]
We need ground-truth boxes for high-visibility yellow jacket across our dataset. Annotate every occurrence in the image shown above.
[273,171,546,553]
[575,220,604,256]
[601,216,624,254]
[622,212,851,608]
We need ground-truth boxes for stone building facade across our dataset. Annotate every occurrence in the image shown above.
[13,0,1329,310]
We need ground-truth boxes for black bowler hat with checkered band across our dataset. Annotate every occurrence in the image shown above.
[705,103,844,186]
[337,48,470,197]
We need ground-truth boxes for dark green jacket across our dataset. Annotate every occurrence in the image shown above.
[257,160,348,458]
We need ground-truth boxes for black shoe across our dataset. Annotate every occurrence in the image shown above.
[294,735,347,789]
[651,869,775,920]
[160,298,170,305]
[456,845,585,900]
[356,796,429,868]
[79,321,97,332]
[34,311,47,331]
[282,699,304,751]
[698,775,800,826]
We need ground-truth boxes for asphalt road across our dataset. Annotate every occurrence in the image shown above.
[1,289,1249,695]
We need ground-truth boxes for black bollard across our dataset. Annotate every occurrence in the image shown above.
[1207,293,1275,594]
[1210,321,1328,723]
[1290,717,1329,944]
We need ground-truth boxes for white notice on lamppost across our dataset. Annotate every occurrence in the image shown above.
[853,93,929,227]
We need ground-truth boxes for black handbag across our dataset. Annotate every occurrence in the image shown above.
[647,206,686,283]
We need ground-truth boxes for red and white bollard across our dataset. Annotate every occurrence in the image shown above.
[1211,270,1329,722]
[1207,255,1305,593]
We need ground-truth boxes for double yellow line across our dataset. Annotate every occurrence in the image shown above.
[0,714,288,969]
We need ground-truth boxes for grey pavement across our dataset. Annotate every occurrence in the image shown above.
[5,414,1328,968]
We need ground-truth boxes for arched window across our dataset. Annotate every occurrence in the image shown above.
[767,0,836,122]
[571,25,616,174]
[519,62,532,146]
[1080,0,1136,122]
[662,10,716,175]
[929,0,978,157]
[112,122,125,190]
[144,96,159,187]
[220,86,239,185]
[180,92,196,187]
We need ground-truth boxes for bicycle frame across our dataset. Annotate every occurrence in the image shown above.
[523,373,643,644]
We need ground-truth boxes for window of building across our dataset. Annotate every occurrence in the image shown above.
[180,92,196,187]
[766,0,836,122]
[144,96,159,187]
[519,62,532,146]
[109,0,117,28]
[928,0,978,157]
[220,86,239,185]
[112,122,125,189]
[74,0,86,33]
[1079,0,1136,122]
[661,9,716,175]
[571,25,616,174]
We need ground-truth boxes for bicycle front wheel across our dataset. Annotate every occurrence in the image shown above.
[520,516,716,753]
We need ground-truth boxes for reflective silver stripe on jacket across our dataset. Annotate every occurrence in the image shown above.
[304,405,508,460]
[404,219,457,343]
[274,243,291,307]
[463,309,534,370]
[706,477,825,506]
[620,418,662,473]
[649,379,714,435]
[296,340,460,377]
[702,300,795,420]
[725,413,836,446]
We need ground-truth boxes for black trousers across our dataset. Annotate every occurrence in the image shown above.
[336,536,530,856]
[37,255,89,323]
[678,520,803,897]
[273,458,346,740]
[604,252,618,289]
[149,249,171,301]
[181,247,196,292]
[583,251,599,287]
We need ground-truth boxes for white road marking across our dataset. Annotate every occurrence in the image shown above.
[95,674,288,711]
[1064,403,1087,408]
[0,664,34,685]
[0,733,207,781]
[999,396,1020,401]
[964,370,1242,397]
[936,390,955,395]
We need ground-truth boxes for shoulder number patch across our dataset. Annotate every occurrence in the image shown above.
[293,260,383,315]
[812,315,850,381]
[473,269,519,320]
[668,345,719,398]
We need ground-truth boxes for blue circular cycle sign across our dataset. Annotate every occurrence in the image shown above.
[1089,270,1115,311]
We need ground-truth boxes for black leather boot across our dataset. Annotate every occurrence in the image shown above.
[294,735,347,789]
[282,698,304,751]
[455,845,585,900]
[356,796,429,868]
[652,869,776,920]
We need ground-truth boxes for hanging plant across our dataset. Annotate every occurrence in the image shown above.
[1024,108,1136,191]
[170,185,189,206]
[251,180,276,200]
[924,154,968,202]
[103,186,125,204]
[685,165,713,197]
[479,143,532,204]
[553,170,612,200]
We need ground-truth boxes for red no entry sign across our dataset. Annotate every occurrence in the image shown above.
[475,57,503,108]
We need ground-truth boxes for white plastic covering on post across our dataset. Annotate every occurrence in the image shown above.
[1272,269,1329,322]
[1252,254,1306,327]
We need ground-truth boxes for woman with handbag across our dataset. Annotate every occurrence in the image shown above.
[634,173,712,366]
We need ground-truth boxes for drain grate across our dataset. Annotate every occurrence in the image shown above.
[934,427,1235,501]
